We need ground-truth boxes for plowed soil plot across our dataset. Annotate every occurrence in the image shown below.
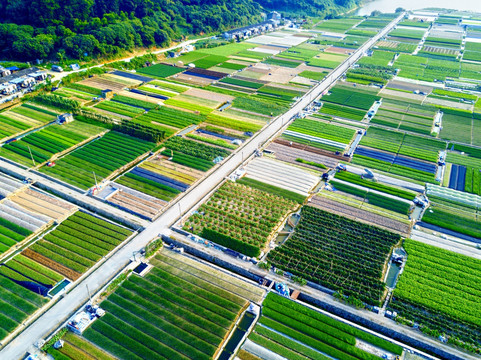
[79,78,126,92]
[266,142,337,171]
[108,189,165,220]
[326,46,353,54]
[310,195,410,235]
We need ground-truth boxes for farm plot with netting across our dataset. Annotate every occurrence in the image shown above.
[0,104,58,142]
[266,142,338,171]
[84,250,251,360]
[283,118,356,152]
[183,181,299,257]
[23,211,132,281]
[0,121,105,167]
[0,173,25,200]
[40,131,154,190]
[390,239,481,352]
[267,206,401,305]
[421,194,481,239]
[329,179,412,215]
[242,292,403,360]
[245,157,319,196]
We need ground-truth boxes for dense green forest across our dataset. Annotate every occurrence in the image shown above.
[0,0,359,61]
[257,0,361,16]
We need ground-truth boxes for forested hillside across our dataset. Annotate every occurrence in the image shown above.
[255,0,361,16]
[0,0,359,61]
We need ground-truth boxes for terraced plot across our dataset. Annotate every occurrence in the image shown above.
[24,211,132,281]
[40,131,154,190]
[84,250,251,360]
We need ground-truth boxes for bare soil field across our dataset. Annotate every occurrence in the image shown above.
[260,66,303,83]
[184,88,234,103]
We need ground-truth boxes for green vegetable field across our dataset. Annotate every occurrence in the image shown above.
[84,252,247,360]
[390,239,481,350]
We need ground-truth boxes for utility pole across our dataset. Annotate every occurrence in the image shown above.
[86,284,91,302]
[27,146,36,167]
[93,171,98,190]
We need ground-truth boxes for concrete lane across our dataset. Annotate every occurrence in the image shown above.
[0,14,405,359]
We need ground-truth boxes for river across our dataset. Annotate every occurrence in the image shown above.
[356,0,481,16]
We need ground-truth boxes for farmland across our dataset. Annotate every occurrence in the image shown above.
[25,211,132,280]
[40,132,154,190]
[242,292,403,360]
[84,249,261,360]
[0,216,32,255]
[284,117,356,152]
[0,121,105,167]
[0,103,59,142]
[0,275,48,341]
[390,239,481,351]
[183,180,298,257]
[268,206,401,305]
[321,85,380,111]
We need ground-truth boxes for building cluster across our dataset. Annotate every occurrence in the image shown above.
[0,66,48,97]
[223,11,282,41]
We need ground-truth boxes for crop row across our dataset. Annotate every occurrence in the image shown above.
[42,131,154,189]
[268,206,400,305]
[184,181,297,257]
[85,258,245,359]
[391,239,481,347]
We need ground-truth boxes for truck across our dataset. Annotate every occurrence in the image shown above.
[51,65,64,72]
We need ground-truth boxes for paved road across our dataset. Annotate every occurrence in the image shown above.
[0,14,405,359]
[50,38,204,82]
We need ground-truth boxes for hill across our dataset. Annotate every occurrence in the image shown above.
[0,0,359,61]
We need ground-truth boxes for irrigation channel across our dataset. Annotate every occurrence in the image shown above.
[0,13,407,360]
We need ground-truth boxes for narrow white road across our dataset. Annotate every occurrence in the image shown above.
[0,13,405,359]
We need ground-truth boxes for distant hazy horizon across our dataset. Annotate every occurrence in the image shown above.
[356,0,481,15]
